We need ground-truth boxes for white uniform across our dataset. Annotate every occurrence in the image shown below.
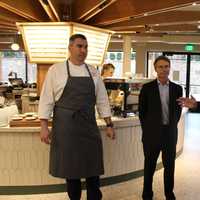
[38,60,111,119]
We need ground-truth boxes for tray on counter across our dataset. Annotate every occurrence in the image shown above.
[9,118,52,127]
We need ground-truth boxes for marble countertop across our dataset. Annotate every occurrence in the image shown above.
[0,116,140,133]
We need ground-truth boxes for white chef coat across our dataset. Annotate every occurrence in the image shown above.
[38,60,111,119]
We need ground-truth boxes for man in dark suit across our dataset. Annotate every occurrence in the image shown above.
[139,56,182,200]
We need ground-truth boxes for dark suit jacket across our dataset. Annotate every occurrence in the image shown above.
[190,102,200,112]
[139,79,183,149]
[196,102,200,112]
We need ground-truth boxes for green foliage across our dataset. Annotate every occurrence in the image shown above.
[1,51,24,58]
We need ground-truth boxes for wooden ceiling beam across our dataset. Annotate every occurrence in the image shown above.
[71,0,112,21]
[80,0,118,22]
[0,25,17,31]
[113,24,199,34]
[88,0,200,25]
[0,31,16,35]
[37,0,59,21]
[0,23,16,29]
[113,32,165,37]
[110,22,200,32]
[0,19,15,27]
[105,11,200,29]
[0,0,49,21]
[0,7,29,23]
[116,26,145,32]
[0,8,29,25]
[154,24,198,32]
[0,36,13,42]
[47,0,61,21]
[111,25,144,31]
[42,0,69,21]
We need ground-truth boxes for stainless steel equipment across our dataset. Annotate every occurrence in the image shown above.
[104,78,153,117]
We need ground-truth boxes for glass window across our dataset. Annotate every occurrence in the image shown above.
[165,54,187,86]
[190,55,200,100]
[148,52,187,84]
[27,62,37,83]
[103,51,136,77]
[103,51,123,77]
[131,52,136,75]
[148,52,187,97]
[147,51,162,78]
[0,51,37,83]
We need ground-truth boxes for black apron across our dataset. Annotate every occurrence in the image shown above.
[49,60,104,179]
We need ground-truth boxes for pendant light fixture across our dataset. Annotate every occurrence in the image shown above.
[11,43,19,51]
[16,22,114,65]
[11,33,20,51]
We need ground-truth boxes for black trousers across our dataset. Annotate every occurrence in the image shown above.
[142,126,176,200]
[66,176,102,200]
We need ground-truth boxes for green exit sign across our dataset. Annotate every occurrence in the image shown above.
[185,44,194,51]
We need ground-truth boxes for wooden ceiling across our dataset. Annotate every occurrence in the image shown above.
[1,0,200,44]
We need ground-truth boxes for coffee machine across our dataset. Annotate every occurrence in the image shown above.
[104,78,153,117]
[104,78,130,117]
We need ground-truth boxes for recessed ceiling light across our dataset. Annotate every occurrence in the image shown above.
[118,35,121,38]
[192,2,197,6]
[197,25,200,29]
[17,31,21,35]
[144,13,148,16]
[155,24,159,26]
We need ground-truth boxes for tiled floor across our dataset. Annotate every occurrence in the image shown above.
[1,113,200,200]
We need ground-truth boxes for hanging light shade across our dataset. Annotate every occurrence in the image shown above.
[16,22,114,65]
[11,43,20,51]
[11,33,20,51]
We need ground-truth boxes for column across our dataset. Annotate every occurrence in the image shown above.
[122,35,132,76]
[37,64,51,95]
[135,43,147,76]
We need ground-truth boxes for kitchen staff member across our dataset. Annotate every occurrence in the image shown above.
[101,63,115,78]
[38,34,115,200]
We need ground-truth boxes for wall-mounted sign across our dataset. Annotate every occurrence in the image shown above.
[185,44,194,51]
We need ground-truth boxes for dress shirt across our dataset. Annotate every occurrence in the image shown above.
[38,60,111,119]
[157,79,169,125]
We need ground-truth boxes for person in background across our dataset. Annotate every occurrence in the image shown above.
[38,34,115,200]
[139,56,182,200]
[101,63,115,78]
